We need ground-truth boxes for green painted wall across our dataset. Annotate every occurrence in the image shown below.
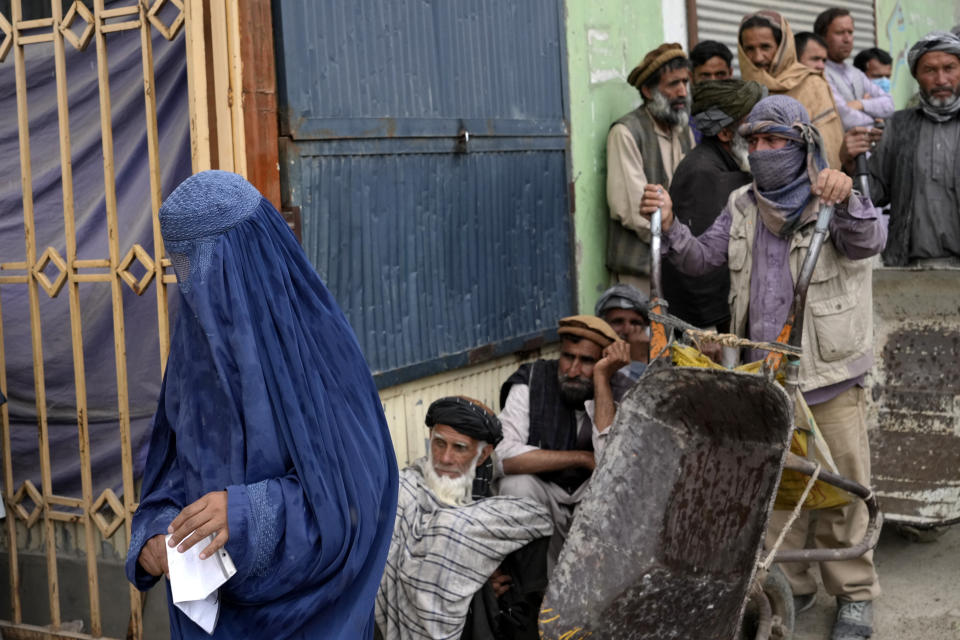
[876,0,960,108]
[565,1,666,313]
[562,0,960,313]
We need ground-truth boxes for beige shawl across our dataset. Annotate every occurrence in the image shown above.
[737,11,844,169]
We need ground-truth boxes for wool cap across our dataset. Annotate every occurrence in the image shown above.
[594,283,649,321]
[557,315,621,348]
[628,43,687,88]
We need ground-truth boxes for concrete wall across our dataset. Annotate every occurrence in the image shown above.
[564,0,669,312]
[875,0,960,108]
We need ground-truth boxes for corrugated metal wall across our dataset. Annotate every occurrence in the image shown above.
[273,0,572,386]
[276,2,566,131]
[696,0,877,76]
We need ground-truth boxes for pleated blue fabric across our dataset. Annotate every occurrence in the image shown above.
[126,170,398,639]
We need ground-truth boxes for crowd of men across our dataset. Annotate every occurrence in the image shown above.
[124,8,959,640]
[376,10,959,640]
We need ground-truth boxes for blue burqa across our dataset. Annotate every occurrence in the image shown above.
[125,171,398,638]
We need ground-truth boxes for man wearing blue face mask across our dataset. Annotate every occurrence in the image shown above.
[815,8,894,130]
[853,48,893,94]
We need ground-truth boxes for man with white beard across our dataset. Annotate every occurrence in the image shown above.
[375,396,553,640]
[606,42,695,291]
[661,79,767,335]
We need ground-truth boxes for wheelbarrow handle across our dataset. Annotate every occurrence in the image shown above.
[772,452,884,564]
[648,208,670,360]
[763,205,835,374]
[854,154,872,203]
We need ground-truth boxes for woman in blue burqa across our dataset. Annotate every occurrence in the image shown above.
[126,170,398,638]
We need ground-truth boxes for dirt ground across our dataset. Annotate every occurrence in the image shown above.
[792,523,960,639]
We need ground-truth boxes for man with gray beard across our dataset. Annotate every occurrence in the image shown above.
[606,43,695,290]
[497,316,631,571]
[661,79,767,334]
[376,396,553,640]
[848,31,960,267]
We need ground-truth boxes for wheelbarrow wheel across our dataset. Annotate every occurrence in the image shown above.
[739,566,795,640]
[895,523,949,544]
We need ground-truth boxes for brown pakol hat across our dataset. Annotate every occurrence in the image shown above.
[628,43,687,88]
[557,315,621,348]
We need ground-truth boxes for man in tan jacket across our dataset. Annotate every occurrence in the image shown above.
[641,95,884,640]
[738,11,844,170]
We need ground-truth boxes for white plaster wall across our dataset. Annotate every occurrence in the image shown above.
[661,0,688,50]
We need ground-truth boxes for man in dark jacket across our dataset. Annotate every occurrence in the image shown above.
[496,316,631,571]
[663,79,767,333]
[847,31,960,267]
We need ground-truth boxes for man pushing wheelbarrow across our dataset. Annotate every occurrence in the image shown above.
[540,96,886,640]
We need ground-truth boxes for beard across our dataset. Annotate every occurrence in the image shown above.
[729,131,752,173]
[923,84,960,109]
[423,447,482,506]
[558,373,594,408]
[647,88,691,128]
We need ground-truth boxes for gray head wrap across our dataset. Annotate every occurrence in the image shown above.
[594,283,649,321]
[739,96,825,238]
[908,31,960,76]
[908,31,960,123]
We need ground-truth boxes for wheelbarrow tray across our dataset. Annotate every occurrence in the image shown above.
[540,365,794,640]
[867,266,960,526]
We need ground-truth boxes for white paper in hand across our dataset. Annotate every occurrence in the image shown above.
[166,533,236,634]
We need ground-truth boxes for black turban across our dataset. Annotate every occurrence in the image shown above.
[425,396,502,445]
[691,79,767,136]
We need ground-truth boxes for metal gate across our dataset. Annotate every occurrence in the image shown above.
[0,1,189,638]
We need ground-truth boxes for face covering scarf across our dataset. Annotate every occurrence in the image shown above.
[739,95,828,238]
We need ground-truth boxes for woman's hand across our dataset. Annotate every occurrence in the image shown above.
[138,534,169,577]
[167,491,229,560]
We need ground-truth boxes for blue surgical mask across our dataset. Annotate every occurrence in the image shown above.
[872,77,891,94]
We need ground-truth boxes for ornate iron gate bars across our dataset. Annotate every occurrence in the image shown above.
[0,1,184,638]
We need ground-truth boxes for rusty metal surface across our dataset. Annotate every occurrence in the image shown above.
[540,366,793,640]
[867,267,960,526]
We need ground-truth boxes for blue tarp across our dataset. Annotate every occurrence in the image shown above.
[0,23,191,504]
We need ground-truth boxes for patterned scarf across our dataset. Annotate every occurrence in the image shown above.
[739,95,827,238]
[691,79,768,136]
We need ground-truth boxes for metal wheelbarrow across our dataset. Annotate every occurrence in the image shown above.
[539,206,883,639]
